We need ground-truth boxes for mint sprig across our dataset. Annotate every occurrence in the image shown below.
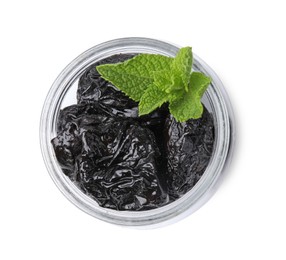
[97,47,211,122]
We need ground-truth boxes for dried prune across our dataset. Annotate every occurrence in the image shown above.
[52,103,168,210]
[165,107,214,200]
[51,53,215,211]
[56,102,117,133]
[77,54,167,127]
[77,54,138,116]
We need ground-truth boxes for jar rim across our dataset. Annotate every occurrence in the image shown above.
[40,37,235,227]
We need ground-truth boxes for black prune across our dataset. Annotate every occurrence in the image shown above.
[52,103,168,210]
[77,54,168,127]
[52,121,82,176]
[52,53,215,211]
[56,102,117,134]
[165,107,214,200]
[77,54,138,117]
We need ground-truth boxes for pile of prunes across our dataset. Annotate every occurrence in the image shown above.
[52,54,214,211]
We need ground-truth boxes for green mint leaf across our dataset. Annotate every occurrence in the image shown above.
[97,47,211,122]
[190,71,212,96]
[153,69,173,92]
[97,54,173,101]
[139,83,169,116]
[169,72,211,122]
[171,47,193,92]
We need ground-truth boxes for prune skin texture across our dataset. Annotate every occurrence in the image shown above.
[165,107,214,200]
[51,53,215,211]
[77,54,167,127]
[77,54,138,117]
[52,104,168,211]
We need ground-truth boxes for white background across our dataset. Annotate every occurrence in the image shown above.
[1,0,285,259]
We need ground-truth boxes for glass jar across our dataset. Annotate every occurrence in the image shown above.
[40,37,235,227]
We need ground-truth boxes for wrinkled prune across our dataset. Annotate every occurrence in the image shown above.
[56,102,117,133]
[52,103,168,210]
[77,54,168,127]
[52,53,215,211]
[77,54,138,117]
[164,107,214,199]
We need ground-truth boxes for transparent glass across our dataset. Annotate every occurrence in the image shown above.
[40,37,235,228]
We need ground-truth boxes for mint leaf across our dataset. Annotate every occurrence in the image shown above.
[153,70,173,92]
[190,71,212,96]
[139,83,169,116]
[96,47,211,122]
[169,72,211,122]
[97,54,173,101]
[172,47,193,92]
